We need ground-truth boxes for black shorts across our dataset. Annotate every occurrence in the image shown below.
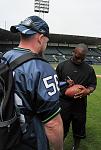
[60,98,87,139]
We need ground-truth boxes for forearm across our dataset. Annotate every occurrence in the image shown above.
[86,87,95,95]
[44,114,64,150]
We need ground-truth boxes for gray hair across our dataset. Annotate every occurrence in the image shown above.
[76,43,88,52]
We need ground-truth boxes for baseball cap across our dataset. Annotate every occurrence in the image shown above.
[10,16,49,38]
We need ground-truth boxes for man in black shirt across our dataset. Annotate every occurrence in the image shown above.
[56,43,97,150]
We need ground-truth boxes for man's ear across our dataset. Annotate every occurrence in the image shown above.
[38,34,44,44]
[72,49,75,55]
[72,50,75,55]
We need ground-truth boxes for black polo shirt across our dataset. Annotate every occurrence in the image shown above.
[56,58,96,88]
[56,58,97,112]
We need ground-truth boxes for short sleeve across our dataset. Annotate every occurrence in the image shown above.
[88,67,97,89]
[34,60,61,123]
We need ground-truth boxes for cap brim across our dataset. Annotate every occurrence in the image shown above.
[10,24,37,35]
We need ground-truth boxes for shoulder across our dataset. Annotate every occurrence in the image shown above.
[83,61,95,71]
[3,49,25,62]
[56,59,69,69]
[4,50,56,76]
[34,59,55,75]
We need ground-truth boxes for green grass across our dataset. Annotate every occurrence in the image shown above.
[63,65,101,150]
[92,65,101,74]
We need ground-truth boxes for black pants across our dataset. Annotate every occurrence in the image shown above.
[60,98,87,139]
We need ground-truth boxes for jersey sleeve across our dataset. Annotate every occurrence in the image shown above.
[35,61,61,123]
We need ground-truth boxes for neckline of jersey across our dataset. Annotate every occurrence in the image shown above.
[14,47,31,52]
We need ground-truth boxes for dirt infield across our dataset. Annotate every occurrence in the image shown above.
[96,75,101,78]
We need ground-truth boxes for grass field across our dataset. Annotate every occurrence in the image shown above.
[63,65,101,150]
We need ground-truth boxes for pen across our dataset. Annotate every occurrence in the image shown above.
[67,76,72,80]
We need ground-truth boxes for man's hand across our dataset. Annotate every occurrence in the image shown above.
[67,79,75,87]
[74,87,91,99]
